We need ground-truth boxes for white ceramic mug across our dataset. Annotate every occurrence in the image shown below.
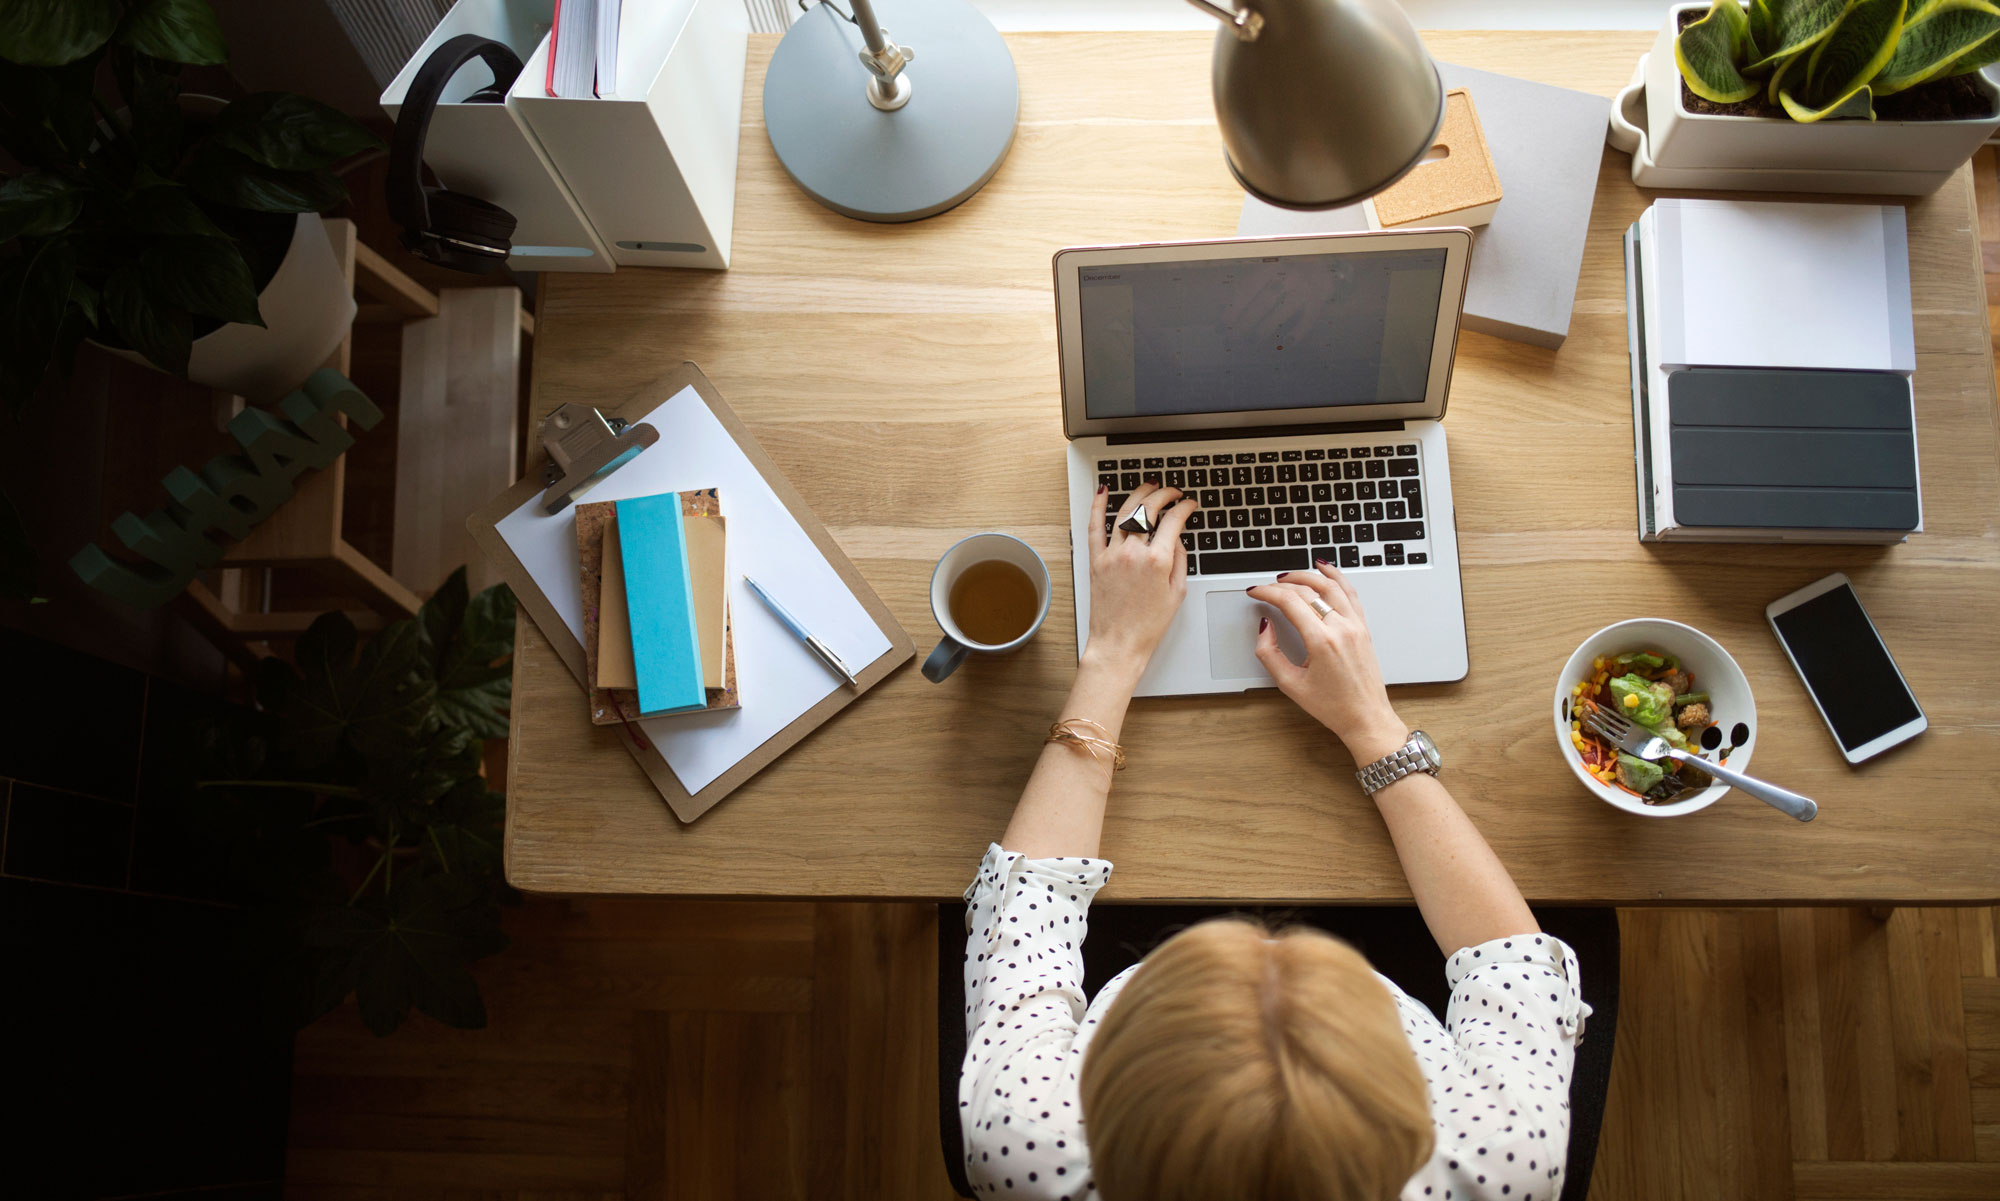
[923,533,1052,683]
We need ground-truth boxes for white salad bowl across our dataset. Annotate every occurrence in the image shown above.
[1552,618,1757,818]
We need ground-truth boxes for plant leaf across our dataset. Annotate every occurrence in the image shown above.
[0,55,103,162]
[0,486,37,601]
[1806,0,1908,101]
[1751,0,1779,54]
[122,183,230,239]
[0,0,120,66]
[0,237,78,401]
[210,92,383,172]
[1767,47,1807,100]
[124,50,186,172]
[1679,2,1762,102]
[1875,2,2000,92]
[1946,22,2000,69]
[312,871,503,1035]
[1780,79,1879,119]
[1748,0,1850,68]
[0,170,82,241]
[182,142,348,213]
[105,260,193,376]
[139,235,264,327]
[116,0,226,66]
[284,612,436,769]
[419,569,517,743]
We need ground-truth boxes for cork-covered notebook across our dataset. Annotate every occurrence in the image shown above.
[575,489,739,723]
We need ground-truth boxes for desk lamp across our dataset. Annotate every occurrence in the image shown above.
[763,0,1019,222]
[1187,0,1445,209]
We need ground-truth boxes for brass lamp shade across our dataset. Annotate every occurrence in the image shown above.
[1200,0,1445,210]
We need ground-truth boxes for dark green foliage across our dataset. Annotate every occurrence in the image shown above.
[0,0,381,396]
[200,568,518,1036]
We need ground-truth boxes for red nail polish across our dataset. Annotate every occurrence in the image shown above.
[1316,559,1331,568]
[1245,586,1255,594]
[1277,571,1290,578]
[1259,617,1269,633]
[1097,483,1106,494]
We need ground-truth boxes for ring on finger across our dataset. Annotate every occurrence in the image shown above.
[1117,506,1155,536]
[1308,597,1334,621]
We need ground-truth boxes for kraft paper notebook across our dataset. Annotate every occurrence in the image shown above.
[468,363,914,823]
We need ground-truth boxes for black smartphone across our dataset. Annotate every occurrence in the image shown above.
[1766,573,1926,763]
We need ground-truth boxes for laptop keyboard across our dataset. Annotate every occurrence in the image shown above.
[1097,442,1431,576]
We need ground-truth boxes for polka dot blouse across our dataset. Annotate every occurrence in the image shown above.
[959,843,1591,1201]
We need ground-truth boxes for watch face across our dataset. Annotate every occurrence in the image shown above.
[1411,730,1442,771]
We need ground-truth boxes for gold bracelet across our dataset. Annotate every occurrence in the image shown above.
[1047,717,1127,771]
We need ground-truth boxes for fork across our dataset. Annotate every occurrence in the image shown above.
[1581,706,1818,823]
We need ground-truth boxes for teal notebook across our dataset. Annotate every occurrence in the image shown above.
[616,493,707,715]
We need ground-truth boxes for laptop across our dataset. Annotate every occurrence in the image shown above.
[1055,230,1473,697]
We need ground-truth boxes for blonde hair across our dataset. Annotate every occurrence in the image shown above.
[1079,918,1435,1201]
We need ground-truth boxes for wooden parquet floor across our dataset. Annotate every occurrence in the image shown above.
[284,898,2000,1201]
[286,149,2000,1201]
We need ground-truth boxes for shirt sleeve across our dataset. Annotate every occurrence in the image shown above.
[958,843,1112,1199]
[1434,933,1592,1201]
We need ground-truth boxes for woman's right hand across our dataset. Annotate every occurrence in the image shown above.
[1247,562,1409,764]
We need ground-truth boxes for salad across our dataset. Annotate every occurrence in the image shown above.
[1566,649,1729,803]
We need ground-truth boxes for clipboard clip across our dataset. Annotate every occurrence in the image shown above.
[537,403,659,515]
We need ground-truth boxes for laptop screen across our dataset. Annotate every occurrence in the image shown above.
[1077,247,1449,420]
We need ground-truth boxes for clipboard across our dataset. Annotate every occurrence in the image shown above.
[468,363,914,822]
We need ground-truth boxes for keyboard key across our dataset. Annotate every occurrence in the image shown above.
[1356,523,1375,543]
[1110,494,1130,511]
[1165,470,1185,488]
[1330,525,1354,544]
[1181,533,1195,551]
[1328,447,1348,459]
[1229,508,1252,528]
[1289,485,1311,504]
[1401,479,1421,498]
[1386,500,1406,520]
[1383,543,1403,555]
[1310,525,1331,546]
[1190,454,1211,466]
[1258,451,1281,463]
[1201,489,1223,508]
[1099,473,1118,489]
[1341,502,1362,522]
[1339,545,1361,568]
[1223,489,1243,508]
[1373,445,1396,457]
[1388,458,1419,477]
[1280,450,1302,462]
[1356,481,1377,500]
[1312,483,1333,503]
[1185,555,1199,576]
[1343,461,1364,480]
[1244,486,1265,506]
[1305,449,1325,460]
[1363,554,1383,567]
[1122,472,1140,490]
[1167,456,1187,468]
[1243,529,1264,548]
[1120,458,1141,469]
[1286,527,1308,546]
[1255,465,1275,485]
[1409,552,1428,564]
[1198,530,1218,550]
[1376,521,1425,541]
[1404,489,1423,519]
[1198,547,1309,575]
[1098,459,1117,470]
[1351,446,1371,458]
[1277,464,1297,483]
[1187,468,1207,488]
[1299,462,1319,482]
[1220,529,1241,549]
[1318,504,1340,523]
[1143,457,1164,469]
[1186,510,1205,530]
[1273,506,1294,525]
[1364,501,1384,522]
[1396,444,1417,456]
[1233,466,1253,486]
[1251,507,1273,526]
[1384,549,1404,566]
[1365,459,1387,479]
[1335,482,1355,501]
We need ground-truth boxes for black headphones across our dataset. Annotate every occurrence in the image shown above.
[389,35,523,274]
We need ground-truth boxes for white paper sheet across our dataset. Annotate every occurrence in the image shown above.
[497,386,893,793]
[1655,199,1914,374]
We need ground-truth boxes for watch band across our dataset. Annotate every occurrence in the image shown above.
[1355,734,1436,797]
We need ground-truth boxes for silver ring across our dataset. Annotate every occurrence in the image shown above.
[1308,597,1334,620]
[1117,506,1155,536]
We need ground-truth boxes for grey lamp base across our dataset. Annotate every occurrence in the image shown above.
[764,0,1019,223]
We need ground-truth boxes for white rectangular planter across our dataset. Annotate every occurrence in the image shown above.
[1607,3,2000,194]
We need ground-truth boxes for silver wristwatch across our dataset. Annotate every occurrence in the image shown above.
[1355,730,1443,797]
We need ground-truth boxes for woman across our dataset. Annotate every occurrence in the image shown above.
[960,481,1589,1201]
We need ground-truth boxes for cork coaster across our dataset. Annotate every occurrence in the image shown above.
[1372,88,1503,228]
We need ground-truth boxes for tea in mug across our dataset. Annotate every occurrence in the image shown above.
[947,559,1041,646]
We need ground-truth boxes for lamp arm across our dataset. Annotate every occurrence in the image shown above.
[847,0,891,56]
[1186,0,1265,41]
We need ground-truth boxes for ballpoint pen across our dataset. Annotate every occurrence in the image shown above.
[744,574,859,688]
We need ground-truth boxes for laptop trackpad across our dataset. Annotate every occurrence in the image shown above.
[1204,591,1306,680]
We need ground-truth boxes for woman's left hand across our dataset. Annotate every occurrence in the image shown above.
[1084,480,1198,677]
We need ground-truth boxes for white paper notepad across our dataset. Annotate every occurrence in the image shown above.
[497,385,893,793]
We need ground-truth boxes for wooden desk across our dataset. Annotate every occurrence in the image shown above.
[505,32,2000,905]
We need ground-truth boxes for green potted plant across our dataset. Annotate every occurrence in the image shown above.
[0,0,382,405]
[1606,0,2000,192]
[198,568,519,1034]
